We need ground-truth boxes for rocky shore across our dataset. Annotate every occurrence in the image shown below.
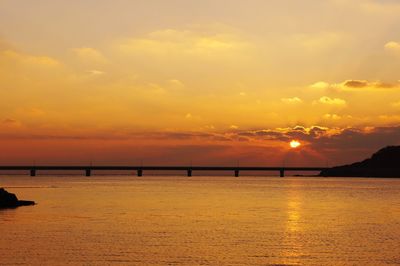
[0,188,35,209]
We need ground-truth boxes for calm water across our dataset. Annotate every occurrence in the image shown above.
[1,175,400,266]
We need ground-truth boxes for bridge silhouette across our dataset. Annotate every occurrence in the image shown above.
[0,166,329,177]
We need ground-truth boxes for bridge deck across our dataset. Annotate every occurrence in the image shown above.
[0,166,328,177]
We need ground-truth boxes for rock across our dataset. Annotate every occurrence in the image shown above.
[320,146,400,177]
[0,188,35,209]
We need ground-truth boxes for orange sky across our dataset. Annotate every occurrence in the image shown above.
[1,0,400,166]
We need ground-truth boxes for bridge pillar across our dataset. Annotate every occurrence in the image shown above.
[280,169,285,177]
[137,169,143,177]
[30,169,36,177]
[234,170,239,177]
[85,169,91,177]
[187,169,192,177]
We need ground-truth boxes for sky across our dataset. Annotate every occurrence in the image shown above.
[0,0,399,166]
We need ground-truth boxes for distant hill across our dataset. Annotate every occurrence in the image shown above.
[320,146,400,177]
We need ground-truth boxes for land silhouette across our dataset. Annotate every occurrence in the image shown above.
[320,146,400,177]
[0,188,35,209]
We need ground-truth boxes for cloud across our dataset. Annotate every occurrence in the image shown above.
[384,41,400,52]
[73,47,107,64]
[231,125,400,162]
[310,81,330,89]
[343,80,368,88]
[1,124,399,166]
[168,79,185,88]
[310,79,400,91]
[2,118,22,127]
[117,28,249,58]
[87,69,105,75]
[235,126,332,143]
[281,97,303,104]
[323,114,342,120]
[1,49,60,67]
[0,125,331,144]
[3,118,18,124]
[310,126,400,151]
[4,125,397,150]
[343,79,397,89]
[315,96,347,106]
[378,114,400,123]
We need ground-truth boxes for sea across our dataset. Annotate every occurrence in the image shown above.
[0,175,399,265]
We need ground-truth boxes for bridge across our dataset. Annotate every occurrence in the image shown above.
[0,166,329,177]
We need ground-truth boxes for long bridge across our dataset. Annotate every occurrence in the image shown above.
[0,166,329,177]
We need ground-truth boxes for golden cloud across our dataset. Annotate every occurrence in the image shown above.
[323,114,342,120]
[281,97,303,104]
[310,81,330,89]
[316,96,346,106]
[116,28,249,58]
[384,41,400,52]
[73,47,107,64]
[1,49,60,67]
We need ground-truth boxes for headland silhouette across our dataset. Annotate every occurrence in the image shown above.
[320,146,400,177]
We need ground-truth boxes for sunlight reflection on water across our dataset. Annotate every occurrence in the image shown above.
[1,176,400,265]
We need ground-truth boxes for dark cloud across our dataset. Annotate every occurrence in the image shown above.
[130,131,233,142]
[343,80,398,89]
[2,118,19,124]
[230,125,400,164]
[1,125,399,150]
[307,126,400,165]
[310,126,400,150]
[0,130,233,142]
[0,125,399,166]
[238,126,400,149]
[235,126,331,143]
[374,82,397,89]
[344,80,368,88]
[309,126,329,138]
[237,130,288,141]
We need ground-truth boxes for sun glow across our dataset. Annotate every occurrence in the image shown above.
[290,140,301,149]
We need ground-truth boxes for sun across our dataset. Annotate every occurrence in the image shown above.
[290,140,301,149]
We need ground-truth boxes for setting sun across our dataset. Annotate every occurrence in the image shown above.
[290,140,301,149]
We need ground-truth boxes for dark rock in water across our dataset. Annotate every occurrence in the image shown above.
[320,146,400,177]
[0,188,35,209]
